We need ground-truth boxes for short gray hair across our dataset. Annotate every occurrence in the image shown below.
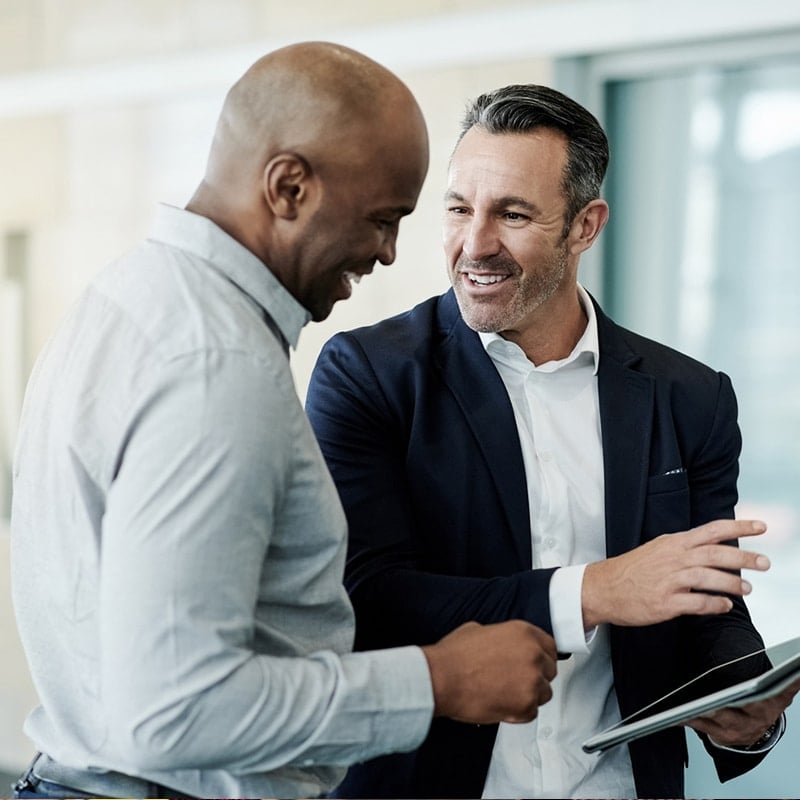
[459,84,609,231]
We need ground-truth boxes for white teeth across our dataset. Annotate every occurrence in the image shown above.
[343,271,362,285]
[468,273,506,285]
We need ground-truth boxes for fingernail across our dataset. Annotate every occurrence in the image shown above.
[756,555,771,569]
[752,520,767,531]
[741,580,752,594]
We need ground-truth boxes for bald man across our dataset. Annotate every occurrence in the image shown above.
[10,43,556,800]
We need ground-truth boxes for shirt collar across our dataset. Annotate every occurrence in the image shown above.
[478,283,600,375]
[148,204,311,351]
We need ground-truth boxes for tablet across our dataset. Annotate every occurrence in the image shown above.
[582,634,800,754]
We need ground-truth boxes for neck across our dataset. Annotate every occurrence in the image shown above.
[186,182,270,266]
[501,288,588,366]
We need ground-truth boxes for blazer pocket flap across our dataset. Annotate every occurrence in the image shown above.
[648,469,689,495]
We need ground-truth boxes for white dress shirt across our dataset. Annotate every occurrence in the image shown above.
[480,285,636,799]
[10,204,433,799]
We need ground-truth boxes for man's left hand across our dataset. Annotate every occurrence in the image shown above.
[685,678,800,748]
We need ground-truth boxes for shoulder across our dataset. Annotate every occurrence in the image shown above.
[320,292,458,366]
[596,306,739,457]
[597,303,730,392]
[93,243,301,429]
[95,239,281,366]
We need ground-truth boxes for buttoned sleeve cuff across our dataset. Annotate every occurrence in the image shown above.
[300,644,434,766]
[353,644,434,755]
[549,564,595,654]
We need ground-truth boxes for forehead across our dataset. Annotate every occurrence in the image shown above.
[448,127,568,204]
[340,129,428,214]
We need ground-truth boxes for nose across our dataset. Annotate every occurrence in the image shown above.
[462,215,501,261]
[376,228,398,265]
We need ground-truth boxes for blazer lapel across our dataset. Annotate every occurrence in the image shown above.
[595,301,655,558]
[433,291,532,567]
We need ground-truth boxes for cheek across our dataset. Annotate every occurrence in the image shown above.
[442,225,461,261]
[341,223,378,253]
[508,235,548,269]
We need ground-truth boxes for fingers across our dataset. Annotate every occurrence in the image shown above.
[422,620,557,725]
[526,622,559,678]
[687,679,800,746]
[687,518,768,546]
[670,592,734,617]
[673,520,771,608]
[687,696,784,747]
[678,564,753,597]
[583,518,773,627]
[691,543,770,573]
[779,677,800,702]
[681,520,771,577]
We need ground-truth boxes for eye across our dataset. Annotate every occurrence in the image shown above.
[503,211,529,221]
[446,206,470,215]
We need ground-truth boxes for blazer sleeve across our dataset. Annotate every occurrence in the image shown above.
[306,331,557,650]
[677,370,772,780]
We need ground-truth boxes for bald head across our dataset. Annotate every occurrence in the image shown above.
[213,42,415,173]
[187,41,429,281]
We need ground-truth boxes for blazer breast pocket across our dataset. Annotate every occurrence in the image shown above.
[643,468,690,537]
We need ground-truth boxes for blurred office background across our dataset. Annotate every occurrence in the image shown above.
[1,0,799,795]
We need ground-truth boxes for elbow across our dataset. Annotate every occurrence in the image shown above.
[103,692,204,771]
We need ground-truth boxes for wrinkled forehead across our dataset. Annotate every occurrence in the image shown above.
[448,127,568,204]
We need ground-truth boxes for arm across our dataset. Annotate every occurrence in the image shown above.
[306,331,557,648]
[100,350,435,773]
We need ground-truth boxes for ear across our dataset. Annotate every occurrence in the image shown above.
[567,199,609,256]
[262,153,316,220]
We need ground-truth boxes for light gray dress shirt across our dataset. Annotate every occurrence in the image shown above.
[10,204,433,799]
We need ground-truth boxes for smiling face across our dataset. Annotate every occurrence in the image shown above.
[283,97,429,323]
[189,42,431,324]
[294,144,427,322]
[444,126,579,344]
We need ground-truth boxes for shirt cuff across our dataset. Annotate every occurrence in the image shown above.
[362,644,434,754]
[549,564,594,654]
[707,713,786,754]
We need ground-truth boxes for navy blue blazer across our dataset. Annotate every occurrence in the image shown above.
[307,289,768,799]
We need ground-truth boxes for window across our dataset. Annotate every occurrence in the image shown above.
[560,34,800,797]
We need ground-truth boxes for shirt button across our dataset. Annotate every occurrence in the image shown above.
[540,451,552,462]
[545,537,556,549]
[541,726,553,739]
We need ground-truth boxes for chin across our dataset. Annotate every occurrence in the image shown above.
[453,295,500,332]
[310,305,333,323]
[460,308,507,334]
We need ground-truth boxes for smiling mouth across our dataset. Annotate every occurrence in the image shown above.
[465,272,509,286]
[342,271,363,286]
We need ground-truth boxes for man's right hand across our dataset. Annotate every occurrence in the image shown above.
[582,519,771,628]
[421,620,557,725]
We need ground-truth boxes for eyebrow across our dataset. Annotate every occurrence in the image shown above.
[444,190,540,215]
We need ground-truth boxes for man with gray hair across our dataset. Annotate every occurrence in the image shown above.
[307,83,797,798]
